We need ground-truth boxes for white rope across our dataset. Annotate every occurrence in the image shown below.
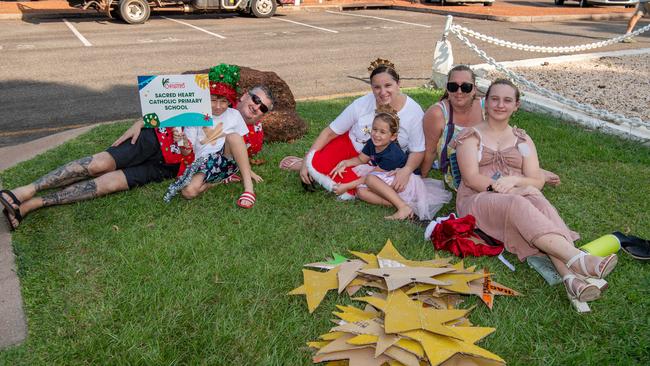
[449,25,650,129]
[454,23,650,53]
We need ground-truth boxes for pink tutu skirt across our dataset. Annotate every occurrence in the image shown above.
[356,165,452,220]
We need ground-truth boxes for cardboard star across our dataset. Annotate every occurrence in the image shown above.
[337,259,366,294]
[436,272,487,294]
[305,252,350,270]
[302,268,339,313]
[333,318,400,357]
[319,331,347,341]
[382,290,468,338]
[287,284,305,296]
[313,348,392,366]
[399,257,452,269]
[376,239,409,268]
[332,305,378,323]
[329,332,426,360]
[349,250,379,269]
[307,340,330,349]
[354,291,467,339]
[316,333,367,355]
[402,328,504,366]
[359,266,454,291]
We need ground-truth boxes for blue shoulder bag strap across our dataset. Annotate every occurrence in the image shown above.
[439,102,455,173]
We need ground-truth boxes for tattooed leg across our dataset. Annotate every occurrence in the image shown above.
[12,171,129,228]
[40,180,98,207]
[32,152,118,192]
[33,156,94,191]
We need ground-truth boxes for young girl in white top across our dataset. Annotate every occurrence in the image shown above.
[331,106,451,220]
[163,93,259,203]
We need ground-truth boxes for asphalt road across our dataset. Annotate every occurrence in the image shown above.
[0,8,641,147]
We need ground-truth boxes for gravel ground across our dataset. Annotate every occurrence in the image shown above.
[485,54,650,123]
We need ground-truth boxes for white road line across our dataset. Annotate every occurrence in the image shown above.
[162,17,226,39]
[325,10,431,28]
[273,17,339,34]
[62,19,92,47]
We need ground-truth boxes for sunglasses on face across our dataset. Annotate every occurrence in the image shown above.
[446,82,474,94]
[248,91,269,114]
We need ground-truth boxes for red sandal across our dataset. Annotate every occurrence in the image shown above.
[236,191,256,209]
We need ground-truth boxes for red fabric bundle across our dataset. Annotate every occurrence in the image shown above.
[429,214,504,258]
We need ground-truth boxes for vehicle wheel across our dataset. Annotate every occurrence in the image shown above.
[625,4,634,8]
[440,0,446,5]
[579,0,588,7]
[483,1,493,5]
[119,0,150,24]
[250,0,276,18]
[554,0,564,5]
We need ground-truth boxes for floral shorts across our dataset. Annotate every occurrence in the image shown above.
[163,149,239,202]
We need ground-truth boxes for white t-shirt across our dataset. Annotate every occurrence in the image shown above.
[184,108,248,158]
[328,93,425,153]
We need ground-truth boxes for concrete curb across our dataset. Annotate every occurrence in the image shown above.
[0,11,99,21]
[0,217,27,350]
[0,124,102,350]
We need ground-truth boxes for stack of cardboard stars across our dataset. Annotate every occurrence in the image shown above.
[289,240,520,366]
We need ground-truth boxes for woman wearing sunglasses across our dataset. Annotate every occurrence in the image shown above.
[420,65,560,189]
[452,79,617,305]
[280,59,426,200]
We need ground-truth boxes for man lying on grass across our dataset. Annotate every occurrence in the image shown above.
[1,84,274,231]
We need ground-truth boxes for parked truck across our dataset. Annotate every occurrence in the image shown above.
[70,0,294,24]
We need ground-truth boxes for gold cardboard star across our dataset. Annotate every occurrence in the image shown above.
[376,239,409,268]
[319,331,347,341]
[349,250,379,269]
[382,290,468,338]
[356,290,468,339]
[287,284,306,295]
[302,268,339,313]
[316,333,367,355]
[332,305,378,323]
[402,328,504,366]
[359,266,454,291]
[313,348,392,366]
[333,318,400,357]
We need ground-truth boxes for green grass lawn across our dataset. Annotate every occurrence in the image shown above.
[1,89,649,365]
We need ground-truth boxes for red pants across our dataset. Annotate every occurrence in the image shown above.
[309,133,360,194]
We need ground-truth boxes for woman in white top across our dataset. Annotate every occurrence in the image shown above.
[280,59,425,200]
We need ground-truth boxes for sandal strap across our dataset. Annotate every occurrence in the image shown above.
[562,274,584,298]
[566,251,589,275]
[1,189,21,206]
[239,192,256,203]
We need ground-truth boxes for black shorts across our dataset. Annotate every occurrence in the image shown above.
[106,129,180,189]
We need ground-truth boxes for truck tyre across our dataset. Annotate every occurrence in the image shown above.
[250,0,276,18]
[579,0,588,7]
[483,1,492,5]
[119,0,150,24]
[554,0,564,5]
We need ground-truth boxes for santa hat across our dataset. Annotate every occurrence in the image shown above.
[208,63,240,107]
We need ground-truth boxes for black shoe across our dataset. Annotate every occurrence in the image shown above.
[613,231,650,261]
